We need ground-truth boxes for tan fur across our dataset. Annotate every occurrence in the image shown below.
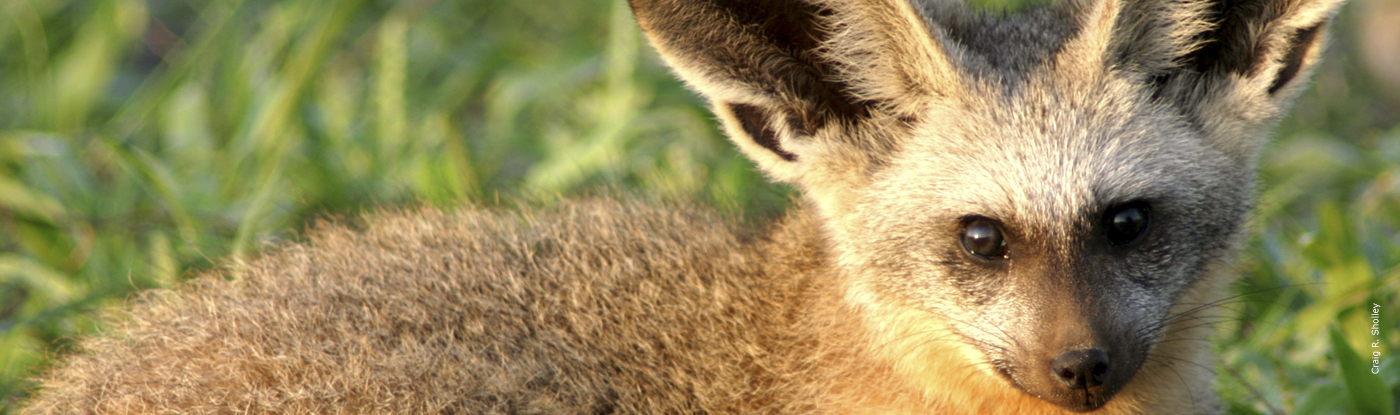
[21,0,1348,413]
[22,200,814,414]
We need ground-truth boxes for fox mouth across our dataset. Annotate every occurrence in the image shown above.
[990,349,1137,412]
[1065,390,1114,412]
[1060,383,1115,412]
[994,366,1114,411]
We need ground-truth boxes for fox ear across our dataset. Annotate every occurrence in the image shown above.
[1152,0,1347,162]
[630,0,961,190]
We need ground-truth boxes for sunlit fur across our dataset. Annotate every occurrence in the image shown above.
[22,0,1345,413]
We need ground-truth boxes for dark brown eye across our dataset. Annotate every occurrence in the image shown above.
[1105,202,1150,246]
[962,219,1008,259]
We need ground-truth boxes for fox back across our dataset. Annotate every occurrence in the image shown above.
[20,0,1345,413]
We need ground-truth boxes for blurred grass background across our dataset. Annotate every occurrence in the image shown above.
[0,0,1396,413]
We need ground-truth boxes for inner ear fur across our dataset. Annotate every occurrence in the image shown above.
[630,0,868,165]
[1175,0,1339,97]
[630,0,959,185]
[1119,0,1348,161]
[1070,0,1341,96]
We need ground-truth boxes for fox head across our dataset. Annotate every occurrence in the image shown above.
[631,0,1343,411]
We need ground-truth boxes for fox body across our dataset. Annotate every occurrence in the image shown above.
[21,0,1344,413]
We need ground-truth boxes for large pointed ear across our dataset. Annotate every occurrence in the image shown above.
[1148,0,1347,162]
[630,0,962,195]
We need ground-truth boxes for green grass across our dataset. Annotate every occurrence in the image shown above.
[0,0,1396,413]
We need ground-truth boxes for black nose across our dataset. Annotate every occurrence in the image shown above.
[1052,348,1110,389]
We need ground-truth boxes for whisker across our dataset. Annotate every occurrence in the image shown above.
[1219,361,1285,415]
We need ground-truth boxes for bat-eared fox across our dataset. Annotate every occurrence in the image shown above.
[20,0,1345,413]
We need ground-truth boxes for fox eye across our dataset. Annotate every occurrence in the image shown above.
[1104,202,1151,246]
[961,219,1008,259]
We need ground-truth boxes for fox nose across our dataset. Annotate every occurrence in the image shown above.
[1051,348,1110,389]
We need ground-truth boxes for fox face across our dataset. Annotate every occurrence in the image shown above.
[633,0,1343,411]
[838,78,1254,410]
